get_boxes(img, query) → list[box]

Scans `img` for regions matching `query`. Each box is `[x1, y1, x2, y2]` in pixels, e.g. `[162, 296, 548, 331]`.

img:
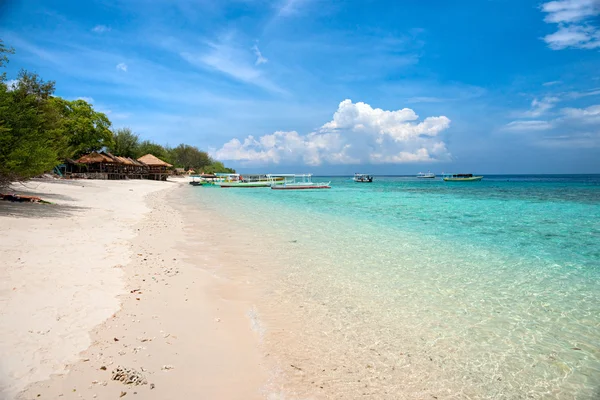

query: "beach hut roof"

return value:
[137, 154, 173, 167]
[76, 152, 118, 164]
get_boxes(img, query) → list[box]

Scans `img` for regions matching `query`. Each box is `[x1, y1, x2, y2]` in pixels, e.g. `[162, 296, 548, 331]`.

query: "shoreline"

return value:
[1, 179, 268, 400]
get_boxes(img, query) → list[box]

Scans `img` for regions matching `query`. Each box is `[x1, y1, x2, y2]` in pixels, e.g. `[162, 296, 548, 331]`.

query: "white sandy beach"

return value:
[0, 179, 267, 400]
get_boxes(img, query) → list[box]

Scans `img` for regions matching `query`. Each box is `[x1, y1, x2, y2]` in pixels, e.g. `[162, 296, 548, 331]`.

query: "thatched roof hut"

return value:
[137, 154, 172, 181]
[137, 154, 172, 167]
[76, 152, 118, 164]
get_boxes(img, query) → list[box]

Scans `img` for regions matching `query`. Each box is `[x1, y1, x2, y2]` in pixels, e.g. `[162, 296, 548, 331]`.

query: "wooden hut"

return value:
[137, 154, 172, 181]
[75, 152, 123, 179]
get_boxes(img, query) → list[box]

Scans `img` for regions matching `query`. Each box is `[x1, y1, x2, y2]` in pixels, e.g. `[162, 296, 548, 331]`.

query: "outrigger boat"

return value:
[189, 174, 217, 186]
[268, 174, 331, 190]
[353, 173, 373, 182]
[442, 173, 483, 182]
[417, 171, 436, 179]
[216, 174, 286, 188]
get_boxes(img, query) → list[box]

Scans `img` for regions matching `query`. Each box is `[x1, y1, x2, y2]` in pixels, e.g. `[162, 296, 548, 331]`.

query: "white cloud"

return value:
[116, 63, 128, 72]
[541, 0, 600, 49]
[521, 96, 560, 117]
[561, 104, 600, 123]
[4, 79, 18, 91]
[77, 96, 94, 104]
[181, 37, 283, 93]
[277, 0, 310, 17]
[252, 44, 268, 65]
[504, 120, 554, 131]
[543, 80, 562, 86]
[92, 25, 111, 33]
[213, 99, 452, 165]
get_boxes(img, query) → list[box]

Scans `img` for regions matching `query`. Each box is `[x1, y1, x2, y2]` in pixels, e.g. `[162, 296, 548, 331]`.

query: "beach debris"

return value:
[130, 289, 141, 294]
[161, 365, 174, 371]
[0, 193, 51, 204]
[111, 366, 147, 386]
[113, 338, 120, 342]
[100, 366, 107, 370]
[120, 391, 127, 397]
[150, 383, 155, 390]
[572, 347, 582, 350]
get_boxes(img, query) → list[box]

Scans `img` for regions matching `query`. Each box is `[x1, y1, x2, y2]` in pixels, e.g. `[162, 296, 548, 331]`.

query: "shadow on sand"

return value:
[0, 202, 88, 219]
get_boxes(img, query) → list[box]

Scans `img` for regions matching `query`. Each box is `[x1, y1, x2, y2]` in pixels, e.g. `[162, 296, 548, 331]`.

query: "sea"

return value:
[186, 175, 600, 399]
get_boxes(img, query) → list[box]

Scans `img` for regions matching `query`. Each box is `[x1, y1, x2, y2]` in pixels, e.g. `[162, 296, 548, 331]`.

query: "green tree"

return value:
[204, 161, 235, 174]
[137, 140, 171, 162]
[0, 69, 59, 187]
[170, 143, 212, 170]
[0, 39, 15, 82]
[109, 127, 140, 158]
[49, 98, 113, 159]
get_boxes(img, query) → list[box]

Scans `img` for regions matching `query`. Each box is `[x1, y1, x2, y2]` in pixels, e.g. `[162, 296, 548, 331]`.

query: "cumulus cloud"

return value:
[116, 63, 128, 72]
[541, 0, 600, 49]
[213, 99, 452, 165]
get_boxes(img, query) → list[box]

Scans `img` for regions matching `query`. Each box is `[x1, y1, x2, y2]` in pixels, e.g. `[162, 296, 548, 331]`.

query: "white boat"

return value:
[353, 173, 373, 182]
[417, 171, 436, 179]
[214, 174, 279, 188]
[268, 174, 331, 190]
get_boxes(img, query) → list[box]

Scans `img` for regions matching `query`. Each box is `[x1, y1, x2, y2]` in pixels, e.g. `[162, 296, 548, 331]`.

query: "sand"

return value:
[0, 179, 267, 400]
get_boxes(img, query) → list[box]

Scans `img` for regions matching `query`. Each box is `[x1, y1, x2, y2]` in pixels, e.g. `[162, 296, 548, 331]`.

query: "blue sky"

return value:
[1, 0, 600, 174]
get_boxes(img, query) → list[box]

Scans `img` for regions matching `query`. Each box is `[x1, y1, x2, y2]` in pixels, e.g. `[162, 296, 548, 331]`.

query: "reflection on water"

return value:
[190, 175, 600, 399]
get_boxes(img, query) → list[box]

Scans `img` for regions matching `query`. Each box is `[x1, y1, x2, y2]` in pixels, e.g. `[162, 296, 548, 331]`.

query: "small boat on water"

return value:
[353, 173, 373, 182]
[189, 174, 216, 186]
[442, 173, 483, 182]
[417, 171, 436, 179]
[215, 174, 280, 188]
[268, 174, 331, 190]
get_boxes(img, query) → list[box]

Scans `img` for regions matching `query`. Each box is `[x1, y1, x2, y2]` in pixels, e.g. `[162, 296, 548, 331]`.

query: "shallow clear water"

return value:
[191, 175, 600, 399]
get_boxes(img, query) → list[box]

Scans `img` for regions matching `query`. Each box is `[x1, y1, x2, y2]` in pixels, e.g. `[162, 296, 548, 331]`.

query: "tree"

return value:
[0, 39, 15, 82]
[109, 127, 140, 158]
[49, 97, 113, 159]
[204, 161, 235, 174]
[0, 69, 59, 187]
[170, 143, 212, 170]
[137, 140, 171, 162]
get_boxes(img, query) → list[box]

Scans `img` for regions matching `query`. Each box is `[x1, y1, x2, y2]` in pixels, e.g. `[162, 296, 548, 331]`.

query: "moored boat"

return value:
[353, 173, 373, 182]
[442, 173, 483, 182]
[268, 174, 331, 190]
[417, 171, 436, 179]
[215, 174, 278, 188]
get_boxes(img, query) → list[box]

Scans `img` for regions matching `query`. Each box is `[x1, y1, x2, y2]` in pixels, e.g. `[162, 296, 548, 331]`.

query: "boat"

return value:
[353, 173, 373, 182]
[268, 174, 331, 190]
[189, 174, 215, 186]
[214, 174, 276, 188]
[442, 173, 483, 182]
[417, 171, 436, 179]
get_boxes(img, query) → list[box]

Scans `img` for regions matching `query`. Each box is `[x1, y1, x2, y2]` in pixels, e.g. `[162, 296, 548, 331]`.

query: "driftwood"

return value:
[0, 193, 51, 204]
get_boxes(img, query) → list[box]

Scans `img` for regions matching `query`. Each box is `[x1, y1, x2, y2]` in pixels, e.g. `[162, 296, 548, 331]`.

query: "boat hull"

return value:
[217, 182, 272, 188]
[271, 185, 331, 190]
[443, 176, 483, 182]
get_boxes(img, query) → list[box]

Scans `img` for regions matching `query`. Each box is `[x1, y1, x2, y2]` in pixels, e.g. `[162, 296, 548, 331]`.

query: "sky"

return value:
[1, 0, 600, 174]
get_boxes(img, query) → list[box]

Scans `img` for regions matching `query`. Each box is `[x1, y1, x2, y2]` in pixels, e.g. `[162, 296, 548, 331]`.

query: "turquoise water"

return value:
[191, 175, 600, 399]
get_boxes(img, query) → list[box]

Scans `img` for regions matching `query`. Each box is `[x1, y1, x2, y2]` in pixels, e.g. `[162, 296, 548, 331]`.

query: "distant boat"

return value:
[442, 173, 483, 182]
[417, 171, 436, 179]
[353, 173, 373, 182]
[269, 174, 331, 190]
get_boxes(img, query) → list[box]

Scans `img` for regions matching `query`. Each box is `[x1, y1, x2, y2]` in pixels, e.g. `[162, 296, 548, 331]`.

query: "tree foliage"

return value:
[170, 143, 212, 170]
[109, 127, 140, 158]
[0, 70, 59, 187]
